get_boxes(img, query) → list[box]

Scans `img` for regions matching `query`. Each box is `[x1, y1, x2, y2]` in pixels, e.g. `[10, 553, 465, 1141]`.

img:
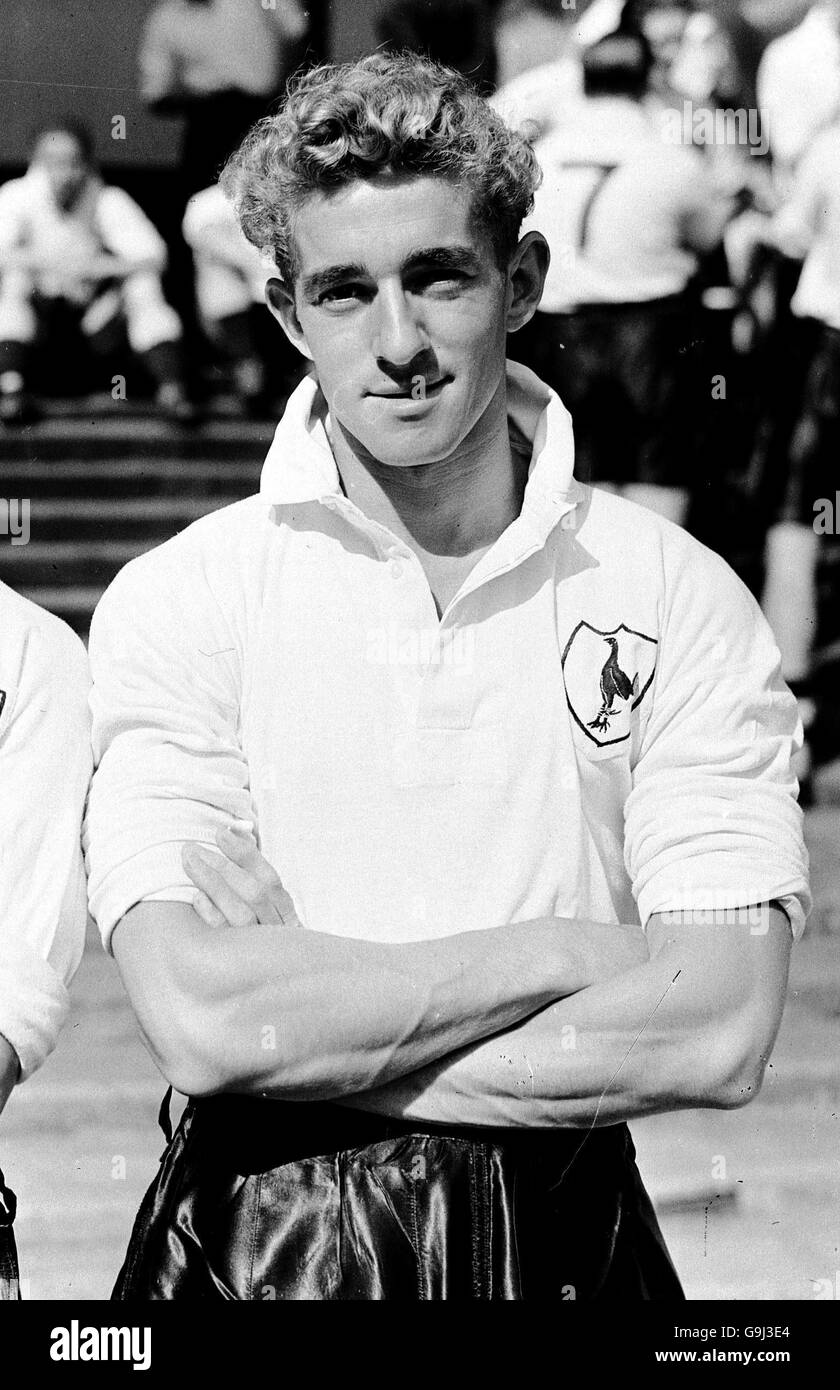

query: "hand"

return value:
[181, 826, 302, 930]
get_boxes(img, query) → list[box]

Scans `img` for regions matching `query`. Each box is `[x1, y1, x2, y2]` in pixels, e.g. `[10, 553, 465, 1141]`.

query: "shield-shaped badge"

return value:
[562, 622, 658, 747]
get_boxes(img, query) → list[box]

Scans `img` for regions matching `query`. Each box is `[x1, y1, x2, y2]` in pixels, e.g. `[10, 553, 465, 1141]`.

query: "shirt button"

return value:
[390, 559, 404, 580]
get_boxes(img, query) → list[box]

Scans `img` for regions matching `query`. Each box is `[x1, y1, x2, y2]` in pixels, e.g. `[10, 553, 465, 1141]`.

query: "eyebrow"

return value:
[301, 263, 367, 300]
[301, 245, 482, 300]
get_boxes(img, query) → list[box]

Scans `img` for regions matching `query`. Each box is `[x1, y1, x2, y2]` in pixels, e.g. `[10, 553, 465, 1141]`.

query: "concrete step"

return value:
[1, 458, 263, 497]
[0, 540, 153, 588]
[0, 415, 277, 461]
[0, 495, 245, 545]
[14, 584, 109, 632]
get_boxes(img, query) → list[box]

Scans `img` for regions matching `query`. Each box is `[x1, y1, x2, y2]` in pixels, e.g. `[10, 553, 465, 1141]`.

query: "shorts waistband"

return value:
[186, 1094, 632, 1172]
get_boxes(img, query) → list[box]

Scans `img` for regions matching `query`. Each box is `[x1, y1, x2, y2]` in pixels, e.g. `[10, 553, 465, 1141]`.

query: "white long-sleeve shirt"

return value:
[0, 169, 168, 300]
[85, 364, 809, 958]
[526, 98, 730, 309]
[757, 3, 840, 181]
[182, 184, 274, 303]
[0, 582, 91, 1082]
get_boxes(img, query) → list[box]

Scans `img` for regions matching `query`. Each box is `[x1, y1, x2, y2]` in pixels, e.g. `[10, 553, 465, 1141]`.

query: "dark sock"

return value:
[141, 339, 187, 390]
[214, 310, 256, 363]
[0, 340, 29, 388]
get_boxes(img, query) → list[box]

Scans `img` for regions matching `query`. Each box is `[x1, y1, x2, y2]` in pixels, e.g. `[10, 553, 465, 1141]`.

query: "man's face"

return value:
[641, 4, 690, 72]
[285, 175, 512, 468]
[33, 131, 90, 210]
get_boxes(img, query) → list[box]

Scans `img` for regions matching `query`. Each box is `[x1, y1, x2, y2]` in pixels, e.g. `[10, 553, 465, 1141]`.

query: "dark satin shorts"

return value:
[113, 1096, 685, 1301]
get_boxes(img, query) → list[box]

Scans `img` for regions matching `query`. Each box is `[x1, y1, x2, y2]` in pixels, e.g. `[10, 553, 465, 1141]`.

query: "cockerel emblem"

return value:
[562, 622, 657, 747]
[588, 636, 638, 733]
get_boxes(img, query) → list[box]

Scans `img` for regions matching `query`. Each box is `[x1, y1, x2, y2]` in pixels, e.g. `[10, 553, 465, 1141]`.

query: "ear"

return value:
[265, 277, 313, 360]
[505, 231, 550, 335]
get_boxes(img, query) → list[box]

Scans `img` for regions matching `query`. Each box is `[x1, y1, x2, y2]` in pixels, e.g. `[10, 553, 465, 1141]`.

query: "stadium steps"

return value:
[0, 407, 268, 633]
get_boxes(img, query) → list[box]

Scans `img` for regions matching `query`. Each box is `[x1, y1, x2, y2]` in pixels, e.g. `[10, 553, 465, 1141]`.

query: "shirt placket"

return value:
[321, 492, 578, 792]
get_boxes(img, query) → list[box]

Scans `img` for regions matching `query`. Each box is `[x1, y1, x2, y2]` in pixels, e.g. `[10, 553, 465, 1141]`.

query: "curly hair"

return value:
[220, 52, 541, 282]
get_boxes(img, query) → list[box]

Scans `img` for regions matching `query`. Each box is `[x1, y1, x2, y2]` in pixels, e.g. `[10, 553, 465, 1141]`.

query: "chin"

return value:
[364, 423, 463, 467]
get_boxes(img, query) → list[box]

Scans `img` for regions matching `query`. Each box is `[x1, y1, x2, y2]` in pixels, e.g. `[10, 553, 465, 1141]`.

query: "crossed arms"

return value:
[111, 831, 791, 1129]
[92, 533, 805, 1131]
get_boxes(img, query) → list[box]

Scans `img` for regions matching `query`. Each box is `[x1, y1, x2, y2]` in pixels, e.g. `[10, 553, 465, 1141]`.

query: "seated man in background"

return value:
[513, 29, 731, 524]
[85, 54, 808, 1302]
[0, 121, 191, 424]
[0, 580, 91, 1298]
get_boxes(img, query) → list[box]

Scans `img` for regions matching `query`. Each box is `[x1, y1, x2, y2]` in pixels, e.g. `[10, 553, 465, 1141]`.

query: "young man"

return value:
[85, 54, 809, 1301]
[0, 581, 91, 1298]
[0, 122, 190, 423]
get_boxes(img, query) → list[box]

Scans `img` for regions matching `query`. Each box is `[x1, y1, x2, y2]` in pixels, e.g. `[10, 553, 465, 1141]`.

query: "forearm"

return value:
[115, 904, 597, 1101]
[346, 954, 706, 1127]
[345, 912, 790, 1128]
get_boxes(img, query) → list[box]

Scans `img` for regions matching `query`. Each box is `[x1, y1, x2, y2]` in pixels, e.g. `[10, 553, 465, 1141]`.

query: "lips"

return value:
[368, 376, 450, 399]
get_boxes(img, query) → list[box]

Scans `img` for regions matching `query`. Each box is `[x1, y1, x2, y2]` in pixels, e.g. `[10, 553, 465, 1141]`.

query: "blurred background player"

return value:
[741, 0, 840, 785]
[622, 0, 694, 101]
[182, 182, 303, 415]
[140, 0, 310, 200]
[511, 28, 731, 524]
[489, 0, 623, 140]
[0, 122, 190, 425]
[756, 0, 840, 190]
[741, 114, 840, 786]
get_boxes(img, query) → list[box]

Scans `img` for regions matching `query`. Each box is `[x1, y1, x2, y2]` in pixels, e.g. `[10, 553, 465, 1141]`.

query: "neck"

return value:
[329, 377, 530, 558]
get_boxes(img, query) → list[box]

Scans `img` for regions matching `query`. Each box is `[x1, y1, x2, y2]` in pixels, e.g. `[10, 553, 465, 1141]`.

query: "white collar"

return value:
[259, 359, 582, 530]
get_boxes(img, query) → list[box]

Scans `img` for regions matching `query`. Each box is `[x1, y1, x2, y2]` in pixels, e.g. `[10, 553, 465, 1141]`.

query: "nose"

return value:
[371, 280, 428, 374]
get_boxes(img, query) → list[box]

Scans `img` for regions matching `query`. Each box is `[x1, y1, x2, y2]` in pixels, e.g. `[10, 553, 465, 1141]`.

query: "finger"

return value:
[185, 841, 267, 908]
[192, 888, 230, 931]
[272, 883, 302, 928]
[214, 827, 296, 925]
[216, 825, 283, 890]
[184, 844, 286, 926]
[181, 846, 258, 928]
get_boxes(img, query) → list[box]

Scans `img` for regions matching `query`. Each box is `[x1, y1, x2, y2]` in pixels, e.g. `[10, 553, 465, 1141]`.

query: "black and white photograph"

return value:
[0, 0, 837, 1358]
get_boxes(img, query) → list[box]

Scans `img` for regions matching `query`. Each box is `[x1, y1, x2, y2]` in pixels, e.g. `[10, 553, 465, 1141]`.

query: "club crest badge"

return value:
[562, 622, 658, 747]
